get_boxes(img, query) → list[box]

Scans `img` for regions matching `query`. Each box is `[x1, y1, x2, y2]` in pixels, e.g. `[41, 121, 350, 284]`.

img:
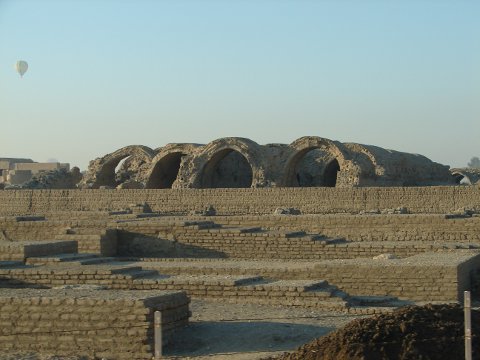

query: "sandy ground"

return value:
[164, 299, 365, 359]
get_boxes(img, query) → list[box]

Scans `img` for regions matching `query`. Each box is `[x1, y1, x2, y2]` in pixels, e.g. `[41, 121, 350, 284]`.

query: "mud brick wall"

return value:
[9, 213, 475, 246]
[0, 289, 189, 359]
[137, 259, 322, 280]
[58, 229, 118, 257]
[0, 242, 25, 261]
[116, 225, 447, 260]
[0, 219, 117, 256]
[0, 266, 141, 288]
[0, 241, 77, 261]
[314, 262, 457, 301]
[456, 254, 480, 300]
[201, 214, 480, 243]
[311, 252, 480, 302]
[0, 186, 479, 216]
[0, 218, 73, 241]
[131, 278, 347, 311]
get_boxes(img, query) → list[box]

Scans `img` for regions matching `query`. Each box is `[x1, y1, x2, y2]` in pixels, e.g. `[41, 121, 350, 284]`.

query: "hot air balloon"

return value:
[15, 60, 28, 78]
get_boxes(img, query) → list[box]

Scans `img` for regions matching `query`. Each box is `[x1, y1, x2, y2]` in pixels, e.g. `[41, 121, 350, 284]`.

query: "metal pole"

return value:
[465, 291, 472, 360]
[154, 310, 162, 360]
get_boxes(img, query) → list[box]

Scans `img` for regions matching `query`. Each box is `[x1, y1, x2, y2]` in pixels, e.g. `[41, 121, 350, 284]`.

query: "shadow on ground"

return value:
[164, 320, 333, 357]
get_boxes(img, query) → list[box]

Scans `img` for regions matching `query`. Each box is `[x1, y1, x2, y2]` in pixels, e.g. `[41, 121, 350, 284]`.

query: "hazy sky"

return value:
[1, 0, 479, 170]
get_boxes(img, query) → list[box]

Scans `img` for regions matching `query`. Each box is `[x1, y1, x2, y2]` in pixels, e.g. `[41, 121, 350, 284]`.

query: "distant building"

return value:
[0, 158, 70, 186]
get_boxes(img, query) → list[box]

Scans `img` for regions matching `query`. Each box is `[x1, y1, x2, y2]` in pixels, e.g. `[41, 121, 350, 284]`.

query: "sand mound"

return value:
[269, 304, 480, 360]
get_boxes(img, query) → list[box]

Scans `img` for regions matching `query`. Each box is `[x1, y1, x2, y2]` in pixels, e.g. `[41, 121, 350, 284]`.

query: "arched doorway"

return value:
[96, 155, 135, 187]
[323, 158, 340, 187]
[87, 145, 154, 188]
[201, 149, 253, 188]
[285, 148, 340, 187]
[146, 152, 184, 189]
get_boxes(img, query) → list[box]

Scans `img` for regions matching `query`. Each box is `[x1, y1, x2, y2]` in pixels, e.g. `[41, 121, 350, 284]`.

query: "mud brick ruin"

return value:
[1, 136, 480, 359]
[80, 136, 457, 189]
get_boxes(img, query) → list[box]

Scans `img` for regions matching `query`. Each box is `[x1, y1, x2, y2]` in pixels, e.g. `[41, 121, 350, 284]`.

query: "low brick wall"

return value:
[1, 251, 478, 303]
[0, 265, 141, 288]
[0, 289, 190, 359]
[2, 214, 479, 262]
[3, 213, 478, 245]
[0, 240, 77, 261]
[311, 252, 480, 302]
[194, 214, 480, 243]
[56, 229, 118, 257]
[0, 219, 117, 257]
[133, 251, 480, 303]
[115, 218, 479, 260]
[0, 218, 75, 242]
[117, 228, 452, 260]
[0, 186, 479, 216]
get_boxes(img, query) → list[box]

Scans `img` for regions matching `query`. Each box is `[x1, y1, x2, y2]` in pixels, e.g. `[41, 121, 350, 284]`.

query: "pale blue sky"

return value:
[1, 0, 478, 170]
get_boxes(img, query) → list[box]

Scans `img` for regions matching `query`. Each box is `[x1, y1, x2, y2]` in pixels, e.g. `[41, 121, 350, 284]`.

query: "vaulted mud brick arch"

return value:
[93, 145, 154, 188]
[201, 149, 253, 188]
[146, 152, 185, 189]
[79, 136, 455, 189]
[283, 137, 349, 188]
[286, 148, 340, 187]
[289, 149, 340, 187]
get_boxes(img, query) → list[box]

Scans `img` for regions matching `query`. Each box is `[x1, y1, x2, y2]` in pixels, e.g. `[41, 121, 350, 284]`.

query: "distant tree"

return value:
[468, 156, 480, 168]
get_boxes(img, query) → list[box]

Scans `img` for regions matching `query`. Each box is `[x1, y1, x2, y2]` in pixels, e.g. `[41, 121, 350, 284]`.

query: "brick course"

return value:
[0, 186, 479, 216]
[0, 289, 190, 359]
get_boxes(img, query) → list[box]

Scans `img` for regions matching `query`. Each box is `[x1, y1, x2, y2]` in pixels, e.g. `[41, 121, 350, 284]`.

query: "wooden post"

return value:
[465, 291, 472, 360]
[154, 310, 162, 360]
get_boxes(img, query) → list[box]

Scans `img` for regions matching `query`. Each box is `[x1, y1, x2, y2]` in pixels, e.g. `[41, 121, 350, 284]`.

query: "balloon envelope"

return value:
[15, 60, 28, 77]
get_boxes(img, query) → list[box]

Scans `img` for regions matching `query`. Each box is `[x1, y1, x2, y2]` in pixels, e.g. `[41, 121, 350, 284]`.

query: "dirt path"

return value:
[164, 299, 365, 359]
